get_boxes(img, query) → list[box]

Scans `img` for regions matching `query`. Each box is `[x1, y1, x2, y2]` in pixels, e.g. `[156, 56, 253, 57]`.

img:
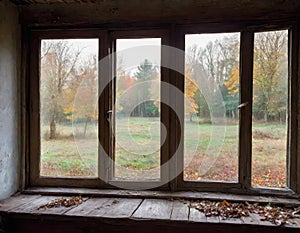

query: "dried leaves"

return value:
[38, 196, 84, 209]
[251, 204, 298, 225]
[190, 200, 250, 219]
[189, 200, 299, 225]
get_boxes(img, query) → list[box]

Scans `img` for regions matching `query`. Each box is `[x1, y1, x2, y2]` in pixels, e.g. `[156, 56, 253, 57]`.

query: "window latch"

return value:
[106, 110, 113, 123]
[238, 102, 249, 109]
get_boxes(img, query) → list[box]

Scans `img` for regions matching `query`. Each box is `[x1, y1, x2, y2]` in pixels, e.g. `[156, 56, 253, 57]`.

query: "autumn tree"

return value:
[253, 30, 288, 122]
[117, 75, 137, 116]
[41, 40, 82, 139]
[185, 63, 200, 121]
[64, 55, 98, 137]
[185, 34, 240, 121]
[224, 66, 239, 118]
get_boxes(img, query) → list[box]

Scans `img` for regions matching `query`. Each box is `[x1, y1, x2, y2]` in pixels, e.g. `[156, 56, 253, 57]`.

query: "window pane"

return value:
[184, 33, 240, 182]
[252, 30, 288, 188]
[40, 39, 98, 177]
[114, 38, 161, 180]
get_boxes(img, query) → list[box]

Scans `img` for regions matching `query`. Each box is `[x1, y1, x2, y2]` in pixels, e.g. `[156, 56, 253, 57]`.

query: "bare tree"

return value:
[41, 40, 82, 139]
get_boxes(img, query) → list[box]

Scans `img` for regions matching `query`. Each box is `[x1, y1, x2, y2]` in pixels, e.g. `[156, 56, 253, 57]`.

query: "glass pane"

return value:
[114, 38, 161, 180]
[40, 39, 98, 177]
[184, 33, 240, 182]
[252, 30, 288, 188]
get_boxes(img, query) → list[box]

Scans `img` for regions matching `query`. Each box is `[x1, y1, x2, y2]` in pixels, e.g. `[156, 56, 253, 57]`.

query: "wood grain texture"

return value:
[23, 187, 300, 204]
[0, 194, 40, 212]
[1, 195, 300, 233]
[20, 0, 300, 27]
[239, 31, 254, 190]
[170, 200, 189, 221]
[242, 214, 259, 225]
[64, 198, 108, 216]
[10, 0, 95, 4]
[101, 198, 142, 218]
[85, 198, 115, 217]
[219, 216, 243, 225]
[189, 207, 207, 223]
[9, 196, 56, 213]
[206, 215, 220, 224]
[132, 199, 173, 220]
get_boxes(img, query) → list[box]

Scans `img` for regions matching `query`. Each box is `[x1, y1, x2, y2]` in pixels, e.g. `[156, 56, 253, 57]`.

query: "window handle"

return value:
[106, 110, 113, 123]
[238, 102, 249, 109]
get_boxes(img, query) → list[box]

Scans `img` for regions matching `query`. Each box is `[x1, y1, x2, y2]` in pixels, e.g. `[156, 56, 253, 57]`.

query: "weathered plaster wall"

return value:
[0, 0, 20, 200]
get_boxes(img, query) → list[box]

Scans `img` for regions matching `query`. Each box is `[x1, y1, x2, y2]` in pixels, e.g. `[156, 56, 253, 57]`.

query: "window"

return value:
[252, 30, 289, 188]
[184, 33, 240, 183]
[40, 38, 99, 178]
[114, 38, 161, 181]
[28, 24, 300, 196]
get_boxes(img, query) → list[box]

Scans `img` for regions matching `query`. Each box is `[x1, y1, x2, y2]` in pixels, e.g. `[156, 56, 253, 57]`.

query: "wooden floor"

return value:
[1, 194, 300, 233]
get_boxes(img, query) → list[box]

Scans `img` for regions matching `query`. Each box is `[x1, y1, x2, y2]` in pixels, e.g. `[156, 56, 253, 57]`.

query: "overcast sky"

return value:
[41, 32, 240, 71]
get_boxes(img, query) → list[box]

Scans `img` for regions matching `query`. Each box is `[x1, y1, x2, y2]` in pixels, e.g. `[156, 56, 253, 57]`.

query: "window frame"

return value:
[26, 22, 300, 197]
[104, 29, 171, 190]
[175, 23, 299, 195]
[29, 29, 106, 188]
[175, 24, 244, 192]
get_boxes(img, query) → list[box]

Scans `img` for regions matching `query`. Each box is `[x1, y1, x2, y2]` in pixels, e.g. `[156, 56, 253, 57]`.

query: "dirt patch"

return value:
[253, 130, 279, 140]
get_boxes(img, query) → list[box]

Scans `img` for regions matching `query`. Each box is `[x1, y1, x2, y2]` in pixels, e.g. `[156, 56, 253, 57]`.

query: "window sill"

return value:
[22, 187, 300, 206]
[1, 191, 300, 233]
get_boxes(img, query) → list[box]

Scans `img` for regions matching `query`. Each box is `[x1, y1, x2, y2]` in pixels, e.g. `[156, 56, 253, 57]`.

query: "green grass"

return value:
[40, 117, 287, 187]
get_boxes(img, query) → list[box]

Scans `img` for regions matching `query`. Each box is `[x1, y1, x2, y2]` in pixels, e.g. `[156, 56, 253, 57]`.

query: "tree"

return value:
[253, 30, 288, 122]
[117, 75, 137, 116]
[41, 40, 82, 139]
[64, 55, 98, 137]
[224, 66, 239, 118]
[185, 34, 240, 121]
[132, 59, 159, 117]
[185, 63, 199, 121]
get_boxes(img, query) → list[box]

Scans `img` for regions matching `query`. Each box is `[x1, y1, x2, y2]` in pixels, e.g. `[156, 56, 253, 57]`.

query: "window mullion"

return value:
[239, 31, 254, 190]
[289, 25, 299, 192]
[99, 31, 111, 184]
[172, 30, 185, 190]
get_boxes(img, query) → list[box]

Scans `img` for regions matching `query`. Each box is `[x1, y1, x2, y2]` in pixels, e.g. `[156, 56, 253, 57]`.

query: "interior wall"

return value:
[0, 0, 21, 200]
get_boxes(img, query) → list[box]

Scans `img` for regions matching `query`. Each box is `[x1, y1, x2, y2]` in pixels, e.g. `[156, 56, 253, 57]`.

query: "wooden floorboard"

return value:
[85, 198, 115, 217]
[170, 200, 189, 221]
[64, 197, 108, 216]
[189, 207, 207, 222]
[219, 216, 244, 225]
[0, 194, 40, 212]
[132, 199, 173, 220]
[206, 215, 220, 223]
[101, 198, 143, 218]
[8, 196, 56, 214]
[242, 213, 259, 225]
[35, 197, 88, 215]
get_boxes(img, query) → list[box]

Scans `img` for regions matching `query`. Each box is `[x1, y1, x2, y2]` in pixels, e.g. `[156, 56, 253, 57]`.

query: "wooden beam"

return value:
[20, 0, 300, 27]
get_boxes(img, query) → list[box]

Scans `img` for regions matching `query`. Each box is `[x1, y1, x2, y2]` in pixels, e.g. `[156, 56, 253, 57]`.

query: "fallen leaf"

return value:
[38, 196, 84, 209]
[190, 200, 296, 225]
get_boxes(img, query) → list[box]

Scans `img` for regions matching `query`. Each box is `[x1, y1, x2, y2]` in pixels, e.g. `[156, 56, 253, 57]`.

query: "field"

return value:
[41, 117, 287, 188]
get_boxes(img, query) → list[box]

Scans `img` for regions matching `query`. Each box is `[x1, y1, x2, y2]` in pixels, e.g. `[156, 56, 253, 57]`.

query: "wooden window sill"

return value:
[1, 192, 300, 233]
[22, 187, 300, 206]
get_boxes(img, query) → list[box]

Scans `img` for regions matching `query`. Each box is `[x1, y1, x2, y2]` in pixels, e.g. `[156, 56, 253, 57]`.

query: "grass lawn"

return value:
[40, 117, 287, 188]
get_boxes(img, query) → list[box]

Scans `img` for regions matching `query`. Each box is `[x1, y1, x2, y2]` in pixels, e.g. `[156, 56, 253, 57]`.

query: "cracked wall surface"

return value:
[0, 0, 20, 200]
